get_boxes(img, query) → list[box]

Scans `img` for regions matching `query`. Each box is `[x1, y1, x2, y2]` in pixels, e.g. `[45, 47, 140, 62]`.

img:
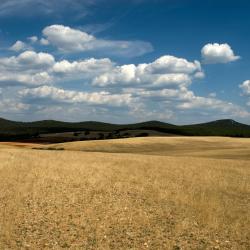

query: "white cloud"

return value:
[53, 58, 114, 75]
[146, 56, 201, 74]
[0, 72, 52, 86]
[0, 46, 248, 122]
[51, 58, 116, 85]
[40, 38, 50, 45]
[194, 71, 205, 79]
[201, 43, 240, 64]
[19, 85, 133, 107]
[43, 25, 94, 51]
[178, 96, 250, 118]
[127, 87, 250, 119]
[153, 74, 191, 87]
[0, 51, 55, 70]
[239, 80, 250, 107]
[0, 98, 29, 113]
[9, 40, 30, 52]
[0, 49, 160, 88]
[42, 24, 153, 57]
[28, 36, 38, 43]
[16, 51, 55, 68]
[0, 51, 55, 86]
[92, 55, 202, 88]
[239, 80, 250, 96]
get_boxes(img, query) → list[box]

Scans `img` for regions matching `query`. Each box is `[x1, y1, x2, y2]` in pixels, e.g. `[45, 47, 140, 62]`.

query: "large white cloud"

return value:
[146, 56, 201, 74]
[18, 82, 250, 121]
[42, 24, 153, 57]
[0, 51, 55, 86]
[53, 58, 114, 76]
[0, 46, 248, 122]
[92, 55, 202, 88]
[0, 50, 116, 86]
[1, 51, 202, 89]
[43, 25, 94, 51]
[0, 51, 55, 70]
[17, 51, 55, 68]
[201, 43, 240, 64]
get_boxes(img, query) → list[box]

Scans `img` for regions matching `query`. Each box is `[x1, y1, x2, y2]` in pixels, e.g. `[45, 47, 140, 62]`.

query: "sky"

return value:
[0, 0, 250, 124]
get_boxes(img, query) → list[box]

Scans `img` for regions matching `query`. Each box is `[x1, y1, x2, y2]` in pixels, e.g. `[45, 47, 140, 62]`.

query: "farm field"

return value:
[0, 137, 249, 249]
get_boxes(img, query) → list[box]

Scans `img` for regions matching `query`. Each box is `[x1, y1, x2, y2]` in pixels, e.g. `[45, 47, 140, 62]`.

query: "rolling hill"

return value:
[0, 117, 250, 142]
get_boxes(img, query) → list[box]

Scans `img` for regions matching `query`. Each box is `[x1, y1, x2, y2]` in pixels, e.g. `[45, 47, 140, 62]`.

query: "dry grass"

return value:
[40, 136, 250, 160]
[0, 137, 249, 249]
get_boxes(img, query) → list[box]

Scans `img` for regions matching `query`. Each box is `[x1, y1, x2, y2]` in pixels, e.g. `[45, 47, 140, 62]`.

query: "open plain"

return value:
[0, 137, 249, 249]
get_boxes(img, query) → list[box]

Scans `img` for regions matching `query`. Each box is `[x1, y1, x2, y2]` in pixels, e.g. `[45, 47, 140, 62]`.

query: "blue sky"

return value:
[0, 0, 250, 124]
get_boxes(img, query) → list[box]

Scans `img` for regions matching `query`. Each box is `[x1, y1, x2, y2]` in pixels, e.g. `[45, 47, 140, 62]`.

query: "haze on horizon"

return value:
[0, 0, 250, 125]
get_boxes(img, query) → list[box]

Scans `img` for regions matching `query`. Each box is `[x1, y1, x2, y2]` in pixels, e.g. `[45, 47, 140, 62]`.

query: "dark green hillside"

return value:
[180, 119, 250, 137]
[0, 117, 250, 142]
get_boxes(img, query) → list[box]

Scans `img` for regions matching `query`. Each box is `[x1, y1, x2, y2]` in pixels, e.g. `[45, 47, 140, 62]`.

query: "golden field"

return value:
[0, 137, 249, 249]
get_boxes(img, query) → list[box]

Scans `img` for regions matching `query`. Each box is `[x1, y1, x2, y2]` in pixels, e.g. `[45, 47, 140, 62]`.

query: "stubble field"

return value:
[0, 137, 249, 249]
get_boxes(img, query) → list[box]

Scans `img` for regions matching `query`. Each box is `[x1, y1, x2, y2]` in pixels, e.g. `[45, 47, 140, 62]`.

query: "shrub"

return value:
[135, 133, 149, 137]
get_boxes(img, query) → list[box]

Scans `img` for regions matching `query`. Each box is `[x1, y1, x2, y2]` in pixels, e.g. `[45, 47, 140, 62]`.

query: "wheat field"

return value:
[0, 137, 249, 249]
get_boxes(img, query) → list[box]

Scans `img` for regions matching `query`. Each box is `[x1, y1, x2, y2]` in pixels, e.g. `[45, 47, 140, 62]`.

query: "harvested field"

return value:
[0, 137, 249, 249]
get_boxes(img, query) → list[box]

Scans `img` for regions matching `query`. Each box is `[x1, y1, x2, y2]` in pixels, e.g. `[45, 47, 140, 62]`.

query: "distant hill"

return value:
[180, 119, 250, 136]
[0, 118, 250, 142]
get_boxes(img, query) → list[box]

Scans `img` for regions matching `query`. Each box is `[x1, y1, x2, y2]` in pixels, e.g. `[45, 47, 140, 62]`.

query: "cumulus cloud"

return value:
[0, 72, 52, 86]
[0, 50, 113, 86]
[9, 40, 31, 52]
[43, 25, 94, 51]
[42, 24, 153, 57]
[2, 51, 202, 89]
[176, 93, 246, 116]
[0, 51, 55, 75]
[239, 80, 250, 107]
[0, 47, 248, 122]
[15, 51, 55, 68]
[92, 55, 202, 88]
[53, 58, 114, 75]
[0, 51, 55, 86]
[239, 80, 250, 96]
[19, 85, 133, 107]
[0, 98, 29, 113]
[201, 43, 240, 64]
[126, 87, 250, 119]
[180, 99, 249, 118]
[146, 56, 202, 74]
[51, 58, 116, 85]
[0, 51, 55, 69]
